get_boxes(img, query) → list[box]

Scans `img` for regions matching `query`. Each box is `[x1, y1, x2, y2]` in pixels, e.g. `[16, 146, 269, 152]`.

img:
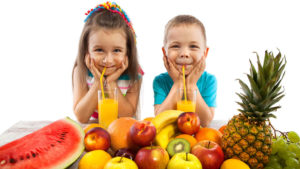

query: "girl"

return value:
[72, 2, 143, 123]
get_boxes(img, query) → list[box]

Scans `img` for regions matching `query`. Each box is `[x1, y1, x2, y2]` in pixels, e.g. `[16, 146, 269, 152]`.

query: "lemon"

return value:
[220, 159, 250, 169]
[79, 150, 111, 169]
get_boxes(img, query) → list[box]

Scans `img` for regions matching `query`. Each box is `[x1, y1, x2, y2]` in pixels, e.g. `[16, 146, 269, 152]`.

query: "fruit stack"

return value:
[80, 108, 251, 169]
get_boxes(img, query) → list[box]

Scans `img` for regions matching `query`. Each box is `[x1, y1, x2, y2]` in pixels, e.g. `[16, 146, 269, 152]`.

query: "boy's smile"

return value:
[164, 24, 207, 75]
[88, 28, 127, 75]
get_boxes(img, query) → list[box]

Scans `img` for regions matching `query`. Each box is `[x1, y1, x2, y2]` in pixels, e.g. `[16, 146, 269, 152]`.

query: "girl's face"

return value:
[88, 28, 127, 75]
[164, 24, 207, 75]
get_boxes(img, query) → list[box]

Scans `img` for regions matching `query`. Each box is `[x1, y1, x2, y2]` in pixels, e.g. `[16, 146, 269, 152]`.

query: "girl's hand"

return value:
[186, 56, 206, 86]
[106, 56, 128, 85]
[85, 54, 102, 82]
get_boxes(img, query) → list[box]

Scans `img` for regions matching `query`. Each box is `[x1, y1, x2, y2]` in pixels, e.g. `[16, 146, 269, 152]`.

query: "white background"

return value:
[0, 0, 300, 135]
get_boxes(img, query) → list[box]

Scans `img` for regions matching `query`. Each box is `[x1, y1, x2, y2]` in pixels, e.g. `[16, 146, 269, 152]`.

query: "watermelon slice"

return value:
[0, 117, 84, 169]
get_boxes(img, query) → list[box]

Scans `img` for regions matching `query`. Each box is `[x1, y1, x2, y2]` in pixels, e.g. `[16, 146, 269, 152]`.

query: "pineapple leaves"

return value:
[236, 50, 286, 121]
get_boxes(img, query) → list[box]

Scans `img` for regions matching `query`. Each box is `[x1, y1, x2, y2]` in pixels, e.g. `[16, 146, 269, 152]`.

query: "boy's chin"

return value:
[176, 65, 192, 74]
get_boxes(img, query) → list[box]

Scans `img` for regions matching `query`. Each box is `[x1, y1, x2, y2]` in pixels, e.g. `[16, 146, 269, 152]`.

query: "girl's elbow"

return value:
[73, 108, 88, 123]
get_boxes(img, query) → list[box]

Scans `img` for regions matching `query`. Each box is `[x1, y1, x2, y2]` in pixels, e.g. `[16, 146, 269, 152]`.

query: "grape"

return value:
[288, 131, 300, 143]
[269, 155, 280, 163]
[266, 161, 283, 169]
[272, 140, 280, 154]
[264, 167, 273, 169]
[283, 166, 296, 169]
[288, 143, 300, 154]
[285, 158, 299, 167]
[278, 149, 289, 160]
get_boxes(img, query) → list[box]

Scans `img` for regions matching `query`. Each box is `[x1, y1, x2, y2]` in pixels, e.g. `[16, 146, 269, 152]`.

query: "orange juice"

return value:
[98, 98, 118, 129]
[177, 100, 196, 112]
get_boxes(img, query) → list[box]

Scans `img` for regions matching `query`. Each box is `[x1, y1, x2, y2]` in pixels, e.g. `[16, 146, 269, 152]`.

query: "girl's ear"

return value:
[204, 47, 209, 58]
[162, 47, 167, 57]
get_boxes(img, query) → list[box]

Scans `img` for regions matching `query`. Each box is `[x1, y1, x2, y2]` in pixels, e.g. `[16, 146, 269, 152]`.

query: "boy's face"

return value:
[164, 24, 207, 75]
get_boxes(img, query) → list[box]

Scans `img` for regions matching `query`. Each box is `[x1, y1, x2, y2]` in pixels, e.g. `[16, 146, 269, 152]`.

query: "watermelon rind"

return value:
[61, 117, 85, 169]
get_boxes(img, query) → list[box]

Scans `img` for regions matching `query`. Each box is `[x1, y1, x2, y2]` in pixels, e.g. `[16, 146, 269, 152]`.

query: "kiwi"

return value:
[166, 138, 190, 156]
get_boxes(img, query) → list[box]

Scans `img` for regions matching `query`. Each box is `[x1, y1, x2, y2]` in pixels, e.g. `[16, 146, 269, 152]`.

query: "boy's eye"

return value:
[190, 45, 199, 48]
[170, 45, 179, 48]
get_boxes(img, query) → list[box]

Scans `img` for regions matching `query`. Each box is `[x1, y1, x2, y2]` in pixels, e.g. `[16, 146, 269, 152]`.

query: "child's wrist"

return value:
[107, 81, 117, 89]
[187, 83, 197, 90]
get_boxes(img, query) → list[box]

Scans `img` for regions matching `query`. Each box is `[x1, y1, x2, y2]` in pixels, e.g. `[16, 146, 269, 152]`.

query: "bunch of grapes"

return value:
[265, 131, 300, 169]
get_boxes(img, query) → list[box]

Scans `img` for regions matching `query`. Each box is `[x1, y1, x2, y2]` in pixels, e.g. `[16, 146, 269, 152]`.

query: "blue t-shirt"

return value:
[153, 71, 217, 107]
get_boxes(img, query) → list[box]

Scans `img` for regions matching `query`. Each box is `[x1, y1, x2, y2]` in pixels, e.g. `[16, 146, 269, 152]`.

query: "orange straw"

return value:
[100, 67, 106, 100]
[182, 66, 187, 101]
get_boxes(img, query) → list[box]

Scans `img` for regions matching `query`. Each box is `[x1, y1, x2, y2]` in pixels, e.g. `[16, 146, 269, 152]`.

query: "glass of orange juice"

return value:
[98, 88, 118, 129]
[177, 88, 196, 112]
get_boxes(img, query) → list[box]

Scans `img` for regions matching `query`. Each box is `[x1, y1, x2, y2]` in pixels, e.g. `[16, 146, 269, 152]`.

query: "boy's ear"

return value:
[204, 47, 209, 58]
[162, 47, 167, 57]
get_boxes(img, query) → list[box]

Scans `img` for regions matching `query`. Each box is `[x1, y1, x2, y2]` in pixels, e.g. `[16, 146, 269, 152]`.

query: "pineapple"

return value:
[221, 50, 286, 169]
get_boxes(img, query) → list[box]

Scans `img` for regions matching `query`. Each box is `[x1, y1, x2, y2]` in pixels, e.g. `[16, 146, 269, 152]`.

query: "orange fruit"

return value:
[143, 117, 154, 122]
[175, 134, 198, 148]
[195, 127, 223, 146]
[84, 123, 103, 134]
[78, 150, 111, 169]
[218, 125, 227, 135]
[107, 117, 137, 151]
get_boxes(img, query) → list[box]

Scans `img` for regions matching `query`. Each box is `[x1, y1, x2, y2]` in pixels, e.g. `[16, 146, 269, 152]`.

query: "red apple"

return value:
[84, 127, 110, 151]
[134, 146, 169, 169]
[177, 112, 200, 135]
[114, 148, 136, 160]
[191, 140, 224, 169]
[130, 121, 156, 147]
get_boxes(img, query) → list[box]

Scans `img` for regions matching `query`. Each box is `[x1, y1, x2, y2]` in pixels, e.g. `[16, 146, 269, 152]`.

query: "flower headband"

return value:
[84, 1, 136, 39]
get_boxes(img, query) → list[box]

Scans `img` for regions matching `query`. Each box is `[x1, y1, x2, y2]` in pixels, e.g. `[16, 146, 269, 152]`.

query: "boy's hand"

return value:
[186, 56, 206, 87]
[85, 54, 101, 82]
[163, 55, 182, 85]
[106, 56, 128, 85]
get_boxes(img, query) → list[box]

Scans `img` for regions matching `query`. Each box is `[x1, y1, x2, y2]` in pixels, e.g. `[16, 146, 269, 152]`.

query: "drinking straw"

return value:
[100, 67, 106, 100]
[182, 66, 187, 101]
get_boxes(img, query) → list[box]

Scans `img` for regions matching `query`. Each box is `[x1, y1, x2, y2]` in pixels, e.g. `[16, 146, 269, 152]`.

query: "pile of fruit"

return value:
[80, 110, 248, 169]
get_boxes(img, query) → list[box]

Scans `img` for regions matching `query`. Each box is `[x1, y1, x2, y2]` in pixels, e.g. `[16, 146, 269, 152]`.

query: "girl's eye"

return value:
[113, 49, 121, 52]
[95, 48, 103, 52]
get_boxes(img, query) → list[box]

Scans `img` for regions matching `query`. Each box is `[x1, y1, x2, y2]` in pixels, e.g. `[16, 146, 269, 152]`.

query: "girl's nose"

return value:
[103, 53, 113, 64]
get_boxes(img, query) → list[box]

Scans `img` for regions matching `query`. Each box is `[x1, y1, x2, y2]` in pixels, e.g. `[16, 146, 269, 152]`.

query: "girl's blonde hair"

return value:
[72, 9, 139, 87]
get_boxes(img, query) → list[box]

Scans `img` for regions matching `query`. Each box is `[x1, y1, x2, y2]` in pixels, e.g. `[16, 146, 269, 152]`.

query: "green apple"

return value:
[167, 152, 202, 169]
[104, 157, 138, 169]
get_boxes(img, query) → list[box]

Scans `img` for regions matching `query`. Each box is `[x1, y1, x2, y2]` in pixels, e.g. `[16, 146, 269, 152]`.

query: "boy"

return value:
[153, 15, 217, 127]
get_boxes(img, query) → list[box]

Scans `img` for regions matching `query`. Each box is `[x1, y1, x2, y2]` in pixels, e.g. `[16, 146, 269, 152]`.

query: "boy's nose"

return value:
[180, 48, 190, 58]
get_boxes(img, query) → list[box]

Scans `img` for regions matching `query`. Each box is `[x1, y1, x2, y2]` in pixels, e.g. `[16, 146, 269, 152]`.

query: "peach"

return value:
[177, 112, 200, 135]
[84, 127, 110, 151]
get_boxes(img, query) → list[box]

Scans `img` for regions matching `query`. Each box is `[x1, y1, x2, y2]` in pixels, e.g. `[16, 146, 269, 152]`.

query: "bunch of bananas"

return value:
[151, 110, 183, 149]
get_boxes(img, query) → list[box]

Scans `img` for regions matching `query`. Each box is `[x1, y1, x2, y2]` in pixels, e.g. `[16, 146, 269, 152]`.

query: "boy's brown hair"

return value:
[164, 15, 207, 46]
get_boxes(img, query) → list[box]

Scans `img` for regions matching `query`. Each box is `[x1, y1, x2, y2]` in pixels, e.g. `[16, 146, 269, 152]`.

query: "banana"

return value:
[152, 110, 183, 133]
[154, 123, 179, 149]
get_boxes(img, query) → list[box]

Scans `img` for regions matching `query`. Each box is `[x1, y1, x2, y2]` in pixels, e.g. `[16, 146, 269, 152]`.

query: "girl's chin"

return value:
[103, 67, 117, 75]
